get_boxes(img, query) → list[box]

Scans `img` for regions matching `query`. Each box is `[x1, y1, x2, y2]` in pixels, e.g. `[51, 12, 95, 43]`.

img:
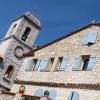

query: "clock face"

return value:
[14, 46, 24, 58]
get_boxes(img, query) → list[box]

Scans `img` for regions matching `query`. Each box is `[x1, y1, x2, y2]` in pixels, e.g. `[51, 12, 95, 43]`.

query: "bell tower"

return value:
[5, 12, 41, 47]
[0, 12, 41, 90]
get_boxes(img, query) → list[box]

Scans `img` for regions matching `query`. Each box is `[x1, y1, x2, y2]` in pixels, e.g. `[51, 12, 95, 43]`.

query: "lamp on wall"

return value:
[44, 90, 49, 97]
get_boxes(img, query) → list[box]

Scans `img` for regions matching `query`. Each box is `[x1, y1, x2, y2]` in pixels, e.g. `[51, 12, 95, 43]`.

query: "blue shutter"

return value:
[68, 91, 79, 100]
[83, 33, 89, 45]
[88, 31, 97, 44]
[72, 56, 80, 71]
[87, 54, 96, 70]
[39, 59, 49, 71]
[49, 90, 57, 100]
[28, 59, 34, 71]
[34, 89, 43, 96]
[23, 58, 33, 71]
[59, 57, 68, 71]
[68, 91, 73, 100]
[72, 92, 79, 100]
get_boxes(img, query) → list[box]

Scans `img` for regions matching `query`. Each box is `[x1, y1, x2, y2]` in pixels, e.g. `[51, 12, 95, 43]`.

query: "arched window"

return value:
[49, 90, 57, 100]
[4, 65, 14, 79]
[21, 27, 31, 42]
[0, 57, 4, 70]
[68, 91, 79, 100]
[34, 89, 43, 97]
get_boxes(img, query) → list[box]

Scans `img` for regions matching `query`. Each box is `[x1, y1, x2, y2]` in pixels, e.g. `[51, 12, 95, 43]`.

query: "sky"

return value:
[0, 0, 100, 46]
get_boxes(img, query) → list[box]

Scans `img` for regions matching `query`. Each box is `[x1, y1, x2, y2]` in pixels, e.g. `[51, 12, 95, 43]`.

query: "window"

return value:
[72, 54, 96, 71]
[33, 58, 49, 71]
[50, 58, 54, 68]
[34, 60, 41, 71]
[83, 30, 97, 45]
[23, 58, 33, 71]
[34, 89, 43, 96]
[0, 58, 4, 70]
[82, 55, 90, 70]
[4, 65, 14, 79]
[82, 54, 96, 71]
[57, 57, 68, 71]
[32, 59, 38, 70]
[68, 91, 79, 100]
[49, 90, 57, 100]
[21, 27, 31, 42]
[58, 57, 63, 69]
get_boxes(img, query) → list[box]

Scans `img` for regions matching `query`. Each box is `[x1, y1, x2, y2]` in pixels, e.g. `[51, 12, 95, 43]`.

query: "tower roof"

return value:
[12, 12, 41, 29]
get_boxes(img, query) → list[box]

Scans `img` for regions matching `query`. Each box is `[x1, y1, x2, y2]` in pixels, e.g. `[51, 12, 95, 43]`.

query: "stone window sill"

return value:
[72, 70, 92, 71]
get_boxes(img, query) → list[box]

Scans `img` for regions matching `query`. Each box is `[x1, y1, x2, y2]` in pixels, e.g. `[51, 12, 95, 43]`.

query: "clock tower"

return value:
[0, 12, 41, 90]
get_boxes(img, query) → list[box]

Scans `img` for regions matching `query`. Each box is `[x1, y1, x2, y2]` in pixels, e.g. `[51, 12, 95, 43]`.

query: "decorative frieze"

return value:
[14, 79, 100, 90]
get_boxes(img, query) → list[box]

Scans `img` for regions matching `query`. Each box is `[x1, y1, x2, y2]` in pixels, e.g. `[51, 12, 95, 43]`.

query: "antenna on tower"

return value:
[30, 7, 38, 17]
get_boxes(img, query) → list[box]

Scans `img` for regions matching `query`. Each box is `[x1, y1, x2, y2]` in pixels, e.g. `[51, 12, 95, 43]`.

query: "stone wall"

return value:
[11, 25, 100, 100]
[17, 25, 100, 84]
[11, 84, 100, 100]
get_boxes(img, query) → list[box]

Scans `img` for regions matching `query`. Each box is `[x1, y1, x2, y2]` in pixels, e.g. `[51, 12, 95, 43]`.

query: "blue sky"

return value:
[0, 0, 100, 45]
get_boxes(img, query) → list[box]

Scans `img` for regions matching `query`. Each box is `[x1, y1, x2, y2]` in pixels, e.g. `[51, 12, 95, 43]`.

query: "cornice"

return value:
[14, 80, 100, 90]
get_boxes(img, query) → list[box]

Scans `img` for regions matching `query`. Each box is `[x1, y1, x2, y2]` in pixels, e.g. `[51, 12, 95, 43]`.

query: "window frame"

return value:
[0, 57, 4, 71]
[21, 27, 31, 42]
[81, 55, 90, 71]
[4, 65, 14, 79]
[57, 57, 68, 71]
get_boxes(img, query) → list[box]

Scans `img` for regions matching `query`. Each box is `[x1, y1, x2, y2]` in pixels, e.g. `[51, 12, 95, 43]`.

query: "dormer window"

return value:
[21, 27, 31, 42]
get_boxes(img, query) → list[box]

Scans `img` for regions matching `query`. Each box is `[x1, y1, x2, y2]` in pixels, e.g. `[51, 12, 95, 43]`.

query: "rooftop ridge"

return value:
[23, 21, 100, 57]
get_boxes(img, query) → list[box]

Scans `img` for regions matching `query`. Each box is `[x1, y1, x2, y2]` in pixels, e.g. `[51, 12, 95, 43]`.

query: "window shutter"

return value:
[28, 59, 34, 71]
[72, 56, 80, 71]
[49, 90, 57, 100]
[83, 33, 88, 45]
[88, 31, 97, 44]
[23, 58, 33, 71]
[34, 89, 43, 96]
[68, 91, 73, 100]
[60, 57, 68, 71]
[39, 59, 49, 71]
[72, 92, 79, 100]
[87, 54, 96, 70]
[68, 91, 79, 100]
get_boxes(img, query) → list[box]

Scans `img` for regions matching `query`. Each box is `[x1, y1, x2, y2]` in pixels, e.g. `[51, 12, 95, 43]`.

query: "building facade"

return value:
[10, 22, 100, 100]
[0, 12, 41, 90]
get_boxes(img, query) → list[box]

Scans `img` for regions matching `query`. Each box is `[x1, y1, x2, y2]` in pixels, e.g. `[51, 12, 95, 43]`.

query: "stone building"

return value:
[0, 13, 100, 100]
[0, 12, 41, 90]
[9, 21, 100, 100]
